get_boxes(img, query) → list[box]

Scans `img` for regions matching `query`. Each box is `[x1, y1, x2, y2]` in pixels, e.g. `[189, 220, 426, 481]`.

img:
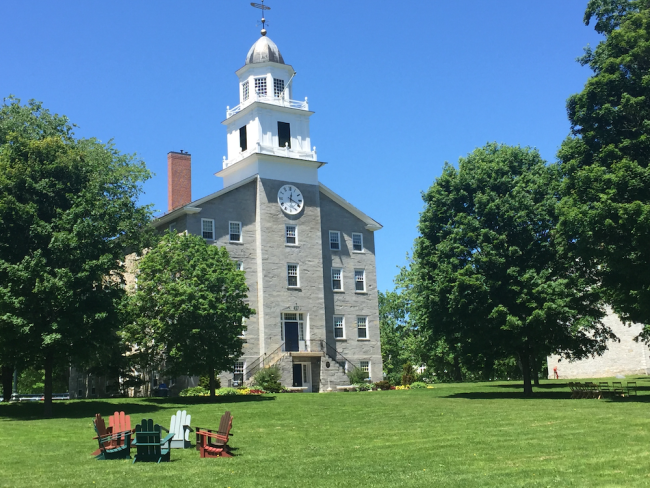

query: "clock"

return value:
[278, 184, 304, 215]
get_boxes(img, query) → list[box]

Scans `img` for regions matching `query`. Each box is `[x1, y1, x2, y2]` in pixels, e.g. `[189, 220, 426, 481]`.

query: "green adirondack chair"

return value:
[132, 419, 174, 463]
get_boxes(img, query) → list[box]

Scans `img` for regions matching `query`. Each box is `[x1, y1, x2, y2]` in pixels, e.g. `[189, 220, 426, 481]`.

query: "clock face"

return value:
[278, 185, 304, 215]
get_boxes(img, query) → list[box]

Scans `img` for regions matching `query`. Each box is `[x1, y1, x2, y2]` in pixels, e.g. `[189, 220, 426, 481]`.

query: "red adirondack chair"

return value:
[195, 411, 234, 458]
[108, 411, 132, 447]
[92, 414, 116, 456]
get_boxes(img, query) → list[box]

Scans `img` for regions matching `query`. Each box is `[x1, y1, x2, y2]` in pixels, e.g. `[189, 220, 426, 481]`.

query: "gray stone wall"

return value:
[319, 192, 383, 383]
[547, 308, 650, 379]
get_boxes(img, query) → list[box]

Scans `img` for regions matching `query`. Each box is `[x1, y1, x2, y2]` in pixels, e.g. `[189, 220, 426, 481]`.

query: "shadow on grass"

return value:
[487, 382, 650, 392]
[0, 395, 275, 421]
[445, 391, 650, 402]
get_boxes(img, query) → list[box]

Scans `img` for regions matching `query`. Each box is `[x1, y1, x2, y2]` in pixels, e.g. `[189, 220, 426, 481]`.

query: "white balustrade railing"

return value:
[226, 95, 309, 118]
[223, 142, 318, 169]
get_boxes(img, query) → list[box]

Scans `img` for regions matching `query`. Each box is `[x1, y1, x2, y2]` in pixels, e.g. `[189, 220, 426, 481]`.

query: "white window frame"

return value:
[236, 261, 244, 271]
[242, 80, 249, 101]
[352, 233, 364, 252]
[169, 222, 177, 232]
[285, 224, 298, 245]
[357, 316, 368, 339]
[331, 268, 343, 291]
[201, 219, 215, 240]
[287, 263, 299, 288]
[254, 76, 267, 96]
[359, 360, 370, 379]
[354, 269, 366, 292]
[233, 361, 245, 386]
[333, 316, 345, 339]
[229, 221, 242, 243]
[329, 230, 341, 251]
[273, 78, 285, 98]
[239, 317, 247, 338]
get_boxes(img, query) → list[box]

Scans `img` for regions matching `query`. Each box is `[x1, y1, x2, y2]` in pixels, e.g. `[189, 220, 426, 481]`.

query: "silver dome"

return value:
[245, 36, 285, 65]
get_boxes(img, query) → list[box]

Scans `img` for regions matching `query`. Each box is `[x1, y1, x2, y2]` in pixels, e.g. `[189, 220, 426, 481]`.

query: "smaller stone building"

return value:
[547, 309, 650, 379]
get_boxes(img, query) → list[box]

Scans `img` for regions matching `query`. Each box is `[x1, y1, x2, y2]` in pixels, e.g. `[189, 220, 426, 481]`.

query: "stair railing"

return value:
[245, 342, 285, 381]
[320, 340, 357, 372]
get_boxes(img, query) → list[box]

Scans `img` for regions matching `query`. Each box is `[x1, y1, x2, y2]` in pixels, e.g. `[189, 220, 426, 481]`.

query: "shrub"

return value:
[199, 375, 220, 390]
[401, 362, 416, 386]
[410, 381, 427, 389]
[179, 386, 209, 397]
[355, 383, 373, 391]
[215, 387, 238, 396]
[374, 380, 391, 390]
[347, 367, 368, 385]
[253, 366, 283, 393]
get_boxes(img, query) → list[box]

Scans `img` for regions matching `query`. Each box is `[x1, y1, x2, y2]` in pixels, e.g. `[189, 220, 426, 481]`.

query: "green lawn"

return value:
[2, 378, 650, 487]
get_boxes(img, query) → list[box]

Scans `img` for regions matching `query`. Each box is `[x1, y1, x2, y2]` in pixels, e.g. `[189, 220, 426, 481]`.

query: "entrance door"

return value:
[292, 363, 312, 391]
[285, 322, 299, 352]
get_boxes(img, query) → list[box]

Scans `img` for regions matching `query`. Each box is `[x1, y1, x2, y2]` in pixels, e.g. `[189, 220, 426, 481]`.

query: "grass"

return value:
[2, 378, 650, 487]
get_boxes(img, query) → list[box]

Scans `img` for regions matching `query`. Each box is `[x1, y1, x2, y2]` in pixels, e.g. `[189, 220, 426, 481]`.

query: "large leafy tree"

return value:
[412, 143, 611, 395]
[558, 0, 650, 331]
[125, 232, 254, 399]
[0, 97, 152, 416]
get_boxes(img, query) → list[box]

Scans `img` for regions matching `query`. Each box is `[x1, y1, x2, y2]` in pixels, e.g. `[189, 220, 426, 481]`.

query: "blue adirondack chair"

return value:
[132, 419, 174, 463]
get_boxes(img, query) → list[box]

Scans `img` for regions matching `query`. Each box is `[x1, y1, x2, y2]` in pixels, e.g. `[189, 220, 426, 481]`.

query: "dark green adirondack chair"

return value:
[132, 419, 174, 463]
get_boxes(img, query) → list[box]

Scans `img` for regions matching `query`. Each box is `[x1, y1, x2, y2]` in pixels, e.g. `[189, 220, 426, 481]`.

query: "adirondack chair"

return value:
[94, 430, 132, 460]
[626, 381, 637, 396]
[195, 411, 234, 458]
[132, 419, 175, 463]
[108, 411, 132, 447]
[91, 414, 114, 456]
[169, 410, 193, 449]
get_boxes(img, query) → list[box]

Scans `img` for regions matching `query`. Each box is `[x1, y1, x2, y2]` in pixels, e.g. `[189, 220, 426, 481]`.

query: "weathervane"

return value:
[250, 1, 271, 36]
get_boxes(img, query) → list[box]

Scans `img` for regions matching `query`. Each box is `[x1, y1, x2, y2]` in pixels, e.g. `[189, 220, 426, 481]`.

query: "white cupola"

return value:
[217, 32, 323, 188]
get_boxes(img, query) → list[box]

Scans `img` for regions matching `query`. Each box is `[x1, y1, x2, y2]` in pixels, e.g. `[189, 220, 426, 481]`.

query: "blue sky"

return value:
[1, 1, 603, 292]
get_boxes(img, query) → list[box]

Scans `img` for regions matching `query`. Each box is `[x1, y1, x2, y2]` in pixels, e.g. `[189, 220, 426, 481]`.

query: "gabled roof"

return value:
[319, 183, 382, 232]
[152, 175, 258, 227]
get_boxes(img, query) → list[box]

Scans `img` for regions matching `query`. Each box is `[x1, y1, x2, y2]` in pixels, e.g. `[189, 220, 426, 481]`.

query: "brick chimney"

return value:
[167, 151, 191, 212]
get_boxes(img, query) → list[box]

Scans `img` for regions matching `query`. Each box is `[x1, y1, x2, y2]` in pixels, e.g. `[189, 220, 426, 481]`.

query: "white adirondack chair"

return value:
[169, 410, 193, 449]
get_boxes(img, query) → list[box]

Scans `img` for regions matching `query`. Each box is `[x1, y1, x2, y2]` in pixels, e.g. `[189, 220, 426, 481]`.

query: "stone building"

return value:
[547, 309, 650, 379]
[152, 32, 383, 392]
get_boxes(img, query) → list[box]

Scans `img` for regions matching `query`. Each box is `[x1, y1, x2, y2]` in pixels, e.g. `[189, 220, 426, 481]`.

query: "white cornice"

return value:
[215, 153, 326, 179]
[319, 183, 383, 232]
[222, 101, 314, 126]
[235, 61, 294, 77]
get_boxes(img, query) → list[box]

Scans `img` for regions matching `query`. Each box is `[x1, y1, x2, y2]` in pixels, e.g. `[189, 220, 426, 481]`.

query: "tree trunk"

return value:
[482, 358, 494, 381]
[1, 366, 13, 402]
[531, 355, 540, 386]
[209, 368, 216, 401]
[43, 353, 53, 418]
[453, 354, 463, 382]
[519, 353, 533, 396]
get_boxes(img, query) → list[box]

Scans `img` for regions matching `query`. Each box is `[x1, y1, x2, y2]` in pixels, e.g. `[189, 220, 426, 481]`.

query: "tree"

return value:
[412, 143, 611, 395]
[126, 232, 254, 399]
[0, 97, 152, 416]
[558, 0, 650, 331]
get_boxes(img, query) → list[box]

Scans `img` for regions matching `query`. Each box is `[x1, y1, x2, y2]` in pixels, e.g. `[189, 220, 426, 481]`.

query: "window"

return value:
[357, 316, 368, 339]
[355, 269, 366, 292]
[334, 316, 345, 339]
[329, 231, 340, 250]
[236, 261, 244, 271]
[254, 76, 267, 96]
[287, 263, 299, 287]
[234, 361, 244, 386]
[242, 80, 249, 101]
[274, 78, 285, 98]
[229, 221, 242, 242]
[332, 268, 342, 291]
[278, 121, 291, 148]
[201, 219, 214, 240]
[352, 233, 364, 252]
[239, 125, 247, 152]
[169, 222, 176, 232]
[285, 225, 297, 245]
[360, 361, 370, 379]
